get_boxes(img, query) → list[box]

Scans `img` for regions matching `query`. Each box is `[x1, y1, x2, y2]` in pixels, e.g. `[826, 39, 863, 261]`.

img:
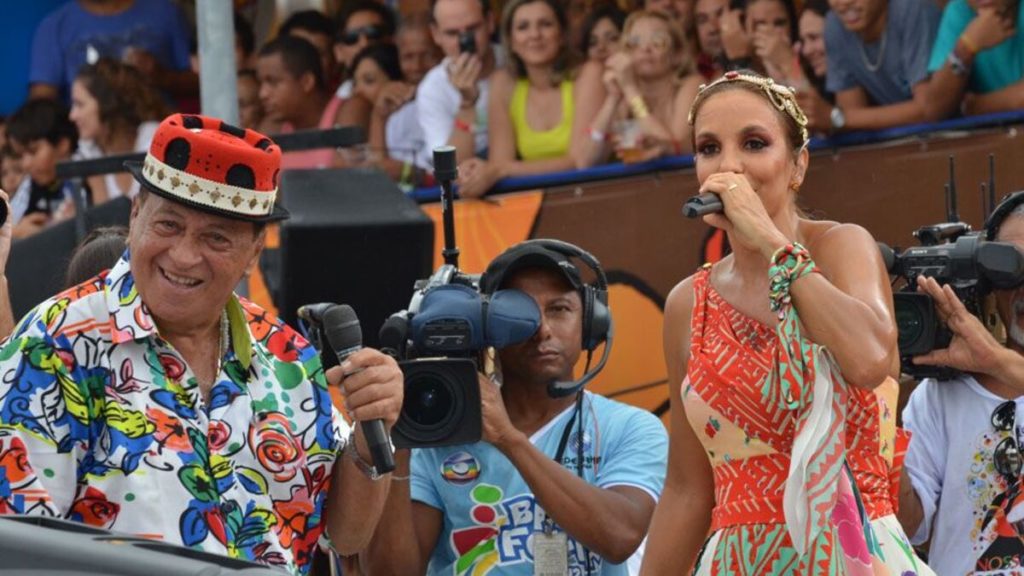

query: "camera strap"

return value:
[553, 393, 586, 472]
[546, 393, 593, 576]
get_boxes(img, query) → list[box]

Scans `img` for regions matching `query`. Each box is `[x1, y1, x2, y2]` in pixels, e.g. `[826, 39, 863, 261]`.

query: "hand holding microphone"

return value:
[324, 305, 402, 475]
[684, 173, 792, 257]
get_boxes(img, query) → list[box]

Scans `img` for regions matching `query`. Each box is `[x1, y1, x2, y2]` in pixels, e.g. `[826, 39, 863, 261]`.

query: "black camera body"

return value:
[458, 30, 477, 54]
[884, 229, 1024, 378]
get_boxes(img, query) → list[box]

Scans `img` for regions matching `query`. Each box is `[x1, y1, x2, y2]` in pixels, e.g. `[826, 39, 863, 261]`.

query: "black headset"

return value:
[480, 239, 613, 397]
[985, 190, 1024, 241]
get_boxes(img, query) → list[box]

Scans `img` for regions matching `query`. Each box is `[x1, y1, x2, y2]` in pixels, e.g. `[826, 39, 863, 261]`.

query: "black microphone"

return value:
[682, 192, 723, 218]
[323, 305, 396, 474]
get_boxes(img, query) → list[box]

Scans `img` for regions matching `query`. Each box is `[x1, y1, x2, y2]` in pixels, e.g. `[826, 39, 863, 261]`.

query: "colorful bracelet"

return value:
[768, 242, 818, 320]
[628, 95, 650, 120]
[454, 118, 474, 133]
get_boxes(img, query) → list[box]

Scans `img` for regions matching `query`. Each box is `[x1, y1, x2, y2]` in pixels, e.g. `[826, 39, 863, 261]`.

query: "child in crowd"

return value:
[6, 98, 80, 239]
[0, 147, 23, 198]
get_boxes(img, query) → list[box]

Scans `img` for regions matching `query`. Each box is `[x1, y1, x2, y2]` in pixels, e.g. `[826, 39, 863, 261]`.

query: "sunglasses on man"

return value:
[340, 25, 384, 46]
[992, 399, 1023, 483]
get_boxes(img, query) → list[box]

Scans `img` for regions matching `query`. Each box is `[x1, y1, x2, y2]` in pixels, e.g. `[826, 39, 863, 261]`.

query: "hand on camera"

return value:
[699, 172, 788, 258]
[448, 53, 482, 108]
[326, 348, 404, 430]
[911, 276, 1004, 375]
[477, 372, 521, 450]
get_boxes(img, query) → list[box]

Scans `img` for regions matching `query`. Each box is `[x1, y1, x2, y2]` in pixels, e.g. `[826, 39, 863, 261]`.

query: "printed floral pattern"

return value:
[0, 254, 347, 575]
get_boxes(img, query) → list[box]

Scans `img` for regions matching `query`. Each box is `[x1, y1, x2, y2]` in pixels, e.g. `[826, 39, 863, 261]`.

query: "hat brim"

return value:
[480, 244, 583, 295]
[126, 160, 290, 223]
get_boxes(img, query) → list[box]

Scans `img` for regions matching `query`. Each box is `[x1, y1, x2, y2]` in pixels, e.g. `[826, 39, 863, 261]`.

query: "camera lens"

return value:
[405, 376, 455, 428]
[896, 303, 924, 351]
[393, 358, 482, 449]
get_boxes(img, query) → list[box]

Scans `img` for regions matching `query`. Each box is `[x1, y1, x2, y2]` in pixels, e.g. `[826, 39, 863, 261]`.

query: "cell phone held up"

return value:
[458, 31, 477, 55]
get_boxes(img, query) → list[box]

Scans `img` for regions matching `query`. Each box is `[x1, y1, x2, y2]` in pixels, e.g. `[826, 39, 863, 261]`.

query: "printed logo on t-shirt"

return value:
[968, 425, 1024, 572]
[449, 483, 601, 575]
[441, 451, 480, 485]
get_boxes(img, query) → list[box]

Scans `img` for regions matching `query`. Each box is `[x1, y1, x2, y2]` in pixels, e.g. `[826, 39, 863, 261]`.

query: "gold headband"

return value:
[687, 71, 809, 148]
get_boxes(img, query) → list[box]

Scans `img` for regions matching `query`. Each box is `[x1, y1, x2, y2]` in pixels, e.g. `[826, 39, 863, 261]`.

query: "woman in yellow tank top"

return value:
[457, 0, 597, 198]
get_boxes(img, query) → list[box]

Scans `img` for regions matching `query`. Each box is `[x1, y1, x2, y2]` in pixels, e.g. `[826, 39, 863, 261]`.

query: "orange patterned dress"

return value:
[683, 266, 930, 575]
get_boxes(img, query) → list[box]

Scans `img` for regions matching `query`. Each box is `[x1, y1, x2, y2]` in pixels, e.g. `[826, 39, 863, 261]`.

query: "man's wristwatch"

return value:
[948, 50, 971, 77]
[345, 430, 384, 481]
[830, 106, 846, 131]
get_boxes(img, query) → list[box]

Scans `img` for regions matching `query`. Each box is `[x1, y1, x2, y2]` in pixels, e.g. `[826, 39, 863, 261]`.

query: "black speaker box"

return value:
[8, 196, 132, 320]
[270, 168, 434, 348]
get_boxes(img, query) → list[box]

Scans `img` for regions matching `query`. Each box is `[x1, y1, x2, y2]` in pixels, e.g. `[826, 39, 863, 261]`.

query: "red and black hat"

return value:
[125, 114, 289, 222]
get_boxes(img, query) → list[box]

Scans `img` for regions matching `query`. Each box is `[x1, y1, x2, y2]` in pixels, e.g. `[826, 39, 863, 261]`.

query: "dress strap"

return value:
[688, 264, 713, 356]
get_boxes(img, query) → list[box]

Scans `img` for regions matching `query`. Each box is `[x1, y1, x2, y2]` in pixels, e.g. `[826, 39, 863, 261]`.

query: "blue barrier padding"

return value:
[409, 108, 1024, 203]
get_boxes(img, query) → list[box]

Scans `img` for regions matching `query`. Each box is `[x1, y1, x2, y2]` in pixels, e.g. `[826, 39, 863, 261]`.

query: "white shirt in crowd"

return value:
[385, 101, 425, 168]
[413, 47, 504, 171]
[904, 373, 1024, 575]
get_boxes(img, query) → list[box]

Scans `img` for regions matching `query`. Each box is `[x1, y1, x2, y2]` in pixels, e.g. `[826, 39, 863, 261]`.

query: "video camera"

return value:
[377, 147, 544, 449]
[881, 156, 1024, 379]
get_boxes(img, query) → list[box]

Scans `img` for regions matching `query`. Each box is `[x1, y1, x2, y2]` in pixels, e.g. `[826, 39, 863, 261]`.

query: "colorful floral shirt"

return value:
[0, 254, 348, 575]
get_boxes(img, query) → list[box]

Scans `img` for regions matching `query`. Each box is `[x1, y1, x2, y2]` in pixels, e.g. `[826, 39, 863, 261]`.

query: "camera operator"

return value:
[362, 241, 668, 575]
[899, 193, 1024, 574]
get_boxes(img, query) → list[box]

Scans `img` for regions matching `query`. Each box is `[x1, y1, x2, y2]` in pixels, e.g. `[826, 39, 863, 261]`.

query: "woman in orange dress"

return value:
[640, 71, 932, 575]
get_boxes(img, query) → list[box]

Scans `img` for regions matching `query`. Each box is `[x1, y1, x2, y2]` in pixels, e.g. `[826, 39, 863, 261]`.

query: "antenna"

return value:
[947, 155, 960, 222]
[987, 153, 996, 220]
[981, 182, 988, 220]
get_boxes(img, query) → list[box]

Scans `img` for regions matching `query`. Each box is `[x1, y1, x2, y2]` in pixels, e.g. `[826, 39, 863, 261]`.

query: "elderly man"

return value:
[0, 114, 403, 575]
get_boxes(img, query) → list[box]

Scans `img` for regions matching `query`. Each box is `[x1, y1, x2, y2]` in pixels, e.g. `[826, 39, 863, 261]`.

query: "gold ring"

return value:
[727, 183, 738, 192]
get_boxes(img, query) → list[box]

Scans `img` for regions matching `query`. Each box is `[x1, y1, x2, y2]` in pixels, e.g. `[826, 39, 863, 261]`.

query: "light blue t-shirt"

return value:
[825, 0, 941, 104]
[927, 0, 1024, 94]
[411, 392, 668, 576]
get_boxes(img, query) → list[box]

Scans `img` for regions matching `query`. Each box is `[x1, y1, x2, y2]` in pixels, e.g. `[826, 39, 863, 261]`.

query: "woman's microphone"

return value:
[682, 192, 724, 218]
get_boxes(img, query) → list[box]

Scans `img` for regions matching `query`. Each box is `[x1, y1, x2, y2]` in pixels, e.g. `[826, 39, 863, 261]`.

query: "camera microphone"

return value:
[433, 145, 457, 186]
[379, 313, 409, 359]
[323, 304, 396, 475]
[683, 192, 723, 218]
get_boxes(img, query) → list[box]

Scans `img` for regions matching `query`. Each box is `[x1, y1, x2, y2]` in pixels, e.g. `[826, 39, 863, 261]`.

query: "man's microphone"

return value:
[323, 304, 396, 474]
[682, 192, 723, 218]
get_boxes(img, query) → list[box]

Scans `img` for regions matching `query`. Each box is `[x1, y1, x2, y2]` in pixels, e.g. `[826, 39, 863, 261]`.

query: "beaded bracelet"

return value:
[768, 242, 818, 320]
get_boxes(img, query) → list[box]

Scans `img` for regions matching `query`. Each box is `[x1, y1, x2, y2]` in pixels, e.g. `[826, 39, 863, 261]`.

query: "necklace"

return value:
[859, 29, 887, 73]
[215, 309, 229, 378]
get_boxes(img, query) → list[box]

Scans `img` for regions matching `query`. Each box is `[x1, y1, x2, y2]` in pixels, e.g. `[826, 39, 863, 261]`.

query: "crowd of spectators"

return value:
[1, 0, 1021, 224]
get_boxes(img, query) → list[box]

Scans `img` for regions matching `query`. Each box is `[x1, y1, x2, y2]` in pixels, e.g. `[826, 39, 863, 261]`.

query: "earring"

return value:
[789, 181, 801, 192]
